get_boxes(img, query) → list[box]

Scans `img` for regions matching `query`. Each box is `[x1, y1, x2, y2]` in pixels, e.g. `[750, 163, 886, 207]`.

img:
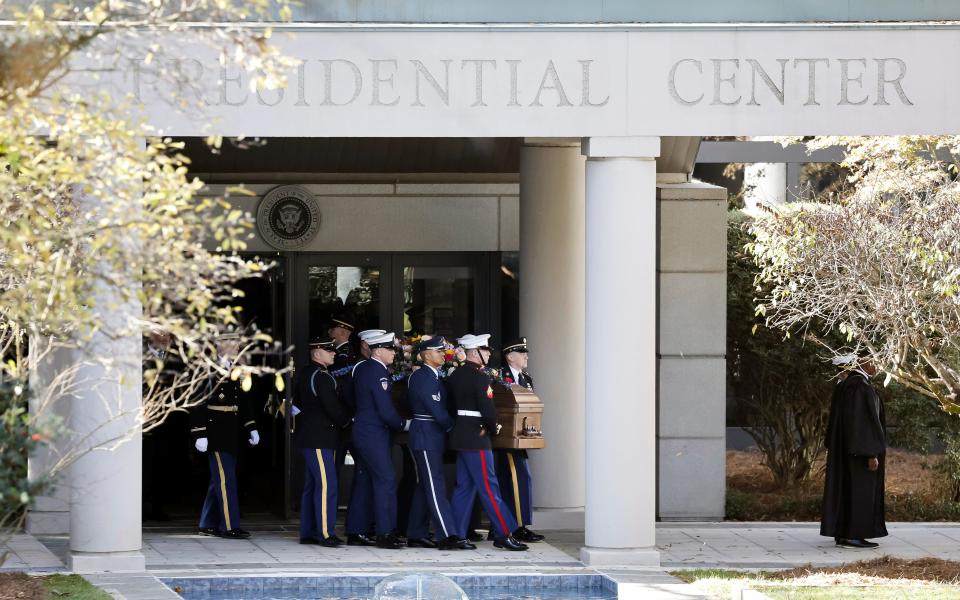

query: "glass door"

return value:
[392, 253, 495, 341]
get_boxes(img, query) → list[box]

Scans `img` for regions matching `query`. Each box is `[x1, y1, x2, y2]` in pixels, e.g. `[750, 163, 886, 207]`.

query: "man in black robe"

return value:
[820, 355, 887, 548]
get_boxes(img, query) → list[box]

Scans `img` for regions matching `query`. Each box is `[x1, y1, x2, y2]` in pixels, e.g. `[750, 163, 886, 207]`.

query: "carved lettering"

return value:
[255, 70, 285, 107]
[746, 58, 787, 106]
[839, 58, 869, 106]
[369, 59, 399, 106]
[792, 58, 829, 106]
[507, 60, 521, 107]
[668, 59, 704, 106]
[411, 59, 452, 107]
[461, 59, 496, 107]
[319, 59, 362, 106]
[218, 65, 247, 107]
[531, 60, 572, 107]
[711, 59, 741, 106]
[579, 60, 609, 107]
[874, 58, 913, 106]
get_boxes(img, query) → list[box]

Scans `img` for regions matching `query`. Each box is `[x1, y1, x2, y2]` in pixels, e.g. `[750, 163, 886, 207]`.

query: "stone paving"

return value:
[658, 522, 960, 568]
[11, 522, 960, 598]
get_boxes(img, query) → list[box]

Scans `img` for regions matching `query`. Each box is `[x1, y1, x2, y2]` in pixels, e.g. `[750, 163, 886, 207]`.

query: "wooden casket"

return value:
[490, 381, 545, 449]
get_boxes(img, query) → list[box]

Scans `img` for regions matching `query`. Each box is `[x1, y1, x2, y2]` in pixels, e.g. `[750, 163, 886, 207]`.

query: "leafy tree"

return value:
[0, 0, 293, 534]
[751, 136, 960, 416]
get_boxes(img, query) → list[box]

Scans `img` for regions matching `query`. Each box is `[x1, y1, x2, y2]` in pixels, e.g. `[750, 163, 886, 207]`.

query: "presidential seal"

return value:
[257, 185, 321, 250]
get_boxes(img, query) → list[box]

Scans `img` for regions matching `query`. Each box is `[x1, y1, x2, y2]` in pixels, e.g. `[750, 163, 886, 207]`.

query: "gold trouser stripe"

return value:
[316, 449, 329, 539]
[506, 453, 523, 527]
[214, 452, 233, 531]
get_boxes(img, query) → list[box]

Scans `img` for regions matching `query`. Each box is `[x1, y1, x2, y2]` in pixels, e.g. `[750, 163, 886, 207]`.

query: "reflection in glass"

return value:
[307, 266, 380, 341]
[402, 266, 473, 338]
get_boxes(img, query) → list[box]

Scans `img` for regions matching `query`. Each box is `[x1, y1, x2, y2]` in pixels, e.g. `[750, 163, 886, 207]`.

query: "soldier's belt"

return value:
[457, 410, 482, 417]
[208, 405, 239, 413]
[413, 413, 435, 421]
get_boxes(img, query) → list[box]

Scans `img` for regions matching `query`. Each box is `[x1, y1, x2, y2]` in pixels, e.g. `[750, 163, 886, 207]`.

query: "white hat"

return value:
[831, 354, 859, 366]
[359, 329, 387, 343]
[457, 333, 491, 350]
[366, 331, 396, 349]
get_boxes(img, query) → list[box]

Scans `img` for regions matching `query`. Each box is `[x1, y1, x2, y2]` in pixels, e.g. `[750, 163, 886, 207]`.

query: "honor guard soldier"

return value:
[293, 337, 352, 547]
[405, 336, 476, 550]
[493, 337, 545, 543]
[350, 331, 411, 549]
[448, 334, 528, 551]
[328, 313, 357, 371]
[191, 332, 260, 539]
[327, 313, 358, 498]
[344, 328, 386, 546]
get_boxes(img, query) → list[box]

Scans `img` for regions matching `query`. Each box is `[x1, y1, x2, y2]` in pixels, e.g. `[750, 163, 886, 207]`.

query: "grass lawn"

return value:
[672, 561, 960, 600]
[42, 574, 112, 600]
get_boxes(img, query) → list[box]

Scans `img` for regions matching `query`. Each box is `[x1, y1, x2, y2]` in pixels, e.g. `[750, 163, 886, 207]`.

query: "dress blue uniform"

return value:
[350, 332, 409, 545]
[293, 338, 352, 545]
[405, 350, 457, 542]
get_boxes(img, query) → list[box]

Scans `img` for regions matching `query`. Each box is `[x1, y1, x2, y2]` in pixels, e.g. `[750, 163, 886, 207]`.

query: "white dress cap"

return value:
[831, 354, 859, 366]
[359, 329, 387, 342]
[457, 333, 491, 349]
[366, 331, 396, 348]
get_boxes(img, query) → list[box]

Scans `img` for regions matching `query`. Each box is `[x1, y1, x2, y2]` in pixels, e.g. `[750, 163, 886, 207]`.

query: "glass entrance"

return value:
[287, 252, 496, 516]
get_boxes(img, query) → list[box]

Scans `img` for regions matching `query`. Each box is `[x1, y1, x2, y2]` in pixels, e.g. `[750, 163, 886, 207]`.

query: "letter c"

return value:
[668, 59, 704, 106]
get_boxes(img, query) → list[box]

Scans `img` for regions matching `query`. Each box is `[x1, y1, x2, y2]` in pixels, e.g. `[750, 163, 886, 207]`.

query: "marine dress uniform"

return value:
[493, 337, 545, 544]
[350, 331, 410, 549]
[293, 338, 352, 546]
[447, 334, 528, 551]
[191, 356, 260, 539]
[405, 337, 475, 550]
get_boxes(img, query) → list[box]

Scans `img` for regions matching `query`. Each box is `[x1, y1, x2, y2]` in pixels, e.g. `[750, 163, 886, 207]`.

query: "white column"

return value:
[519, 139, 585, 526]
[744, 137, 787, 212]
[67, 189, 145, 573]
[580, 136, 660, 566]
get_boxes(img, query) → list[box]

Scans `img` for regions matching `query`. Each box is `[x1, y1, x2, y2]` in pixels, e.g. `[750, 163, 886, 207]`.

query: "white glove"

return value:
[195, 437, 208, 453]
[249, 430, 260, 446]
[403, 419, 411, 432]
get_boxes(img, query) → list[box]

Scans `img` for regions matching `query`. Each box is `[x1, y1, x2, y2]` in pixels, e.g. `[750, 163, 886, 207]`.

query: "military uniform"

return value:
[350, 332, 409, 548]
[328, 315, 358, 507]
[403, 336, 471, 549]
[191, 368, 258, 538]
[447, 334, 526, 551]
[293, 338, 352, 545]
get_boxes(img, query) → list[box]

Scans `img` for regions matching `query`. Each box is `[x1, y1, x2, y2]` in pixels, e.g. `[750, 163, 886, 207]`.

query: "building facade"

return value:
[25, 2, 960, 571]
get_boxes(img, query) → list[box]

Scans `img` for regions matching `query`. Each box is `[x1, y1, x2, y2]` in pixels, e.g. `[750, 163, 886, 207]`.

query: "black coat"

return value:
[190, 377, 257, 455]
[447, 362, 499, 451]
[293, 363, 351, 449]
[820, 372, 888, 539]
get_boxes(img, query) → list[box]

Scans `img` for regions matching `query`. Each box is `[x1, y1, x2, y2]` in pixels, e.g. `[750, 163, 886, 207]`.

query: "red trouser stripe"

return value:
[479, 450, 510, 536]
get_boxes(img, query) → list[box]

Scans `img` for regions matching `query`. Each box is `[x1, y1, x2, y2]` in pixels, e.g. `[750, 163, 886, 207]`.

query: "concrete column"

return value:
[26, 341, 73, 535]
[580, 136, 660, 567]
[519, 139, 585, 528]
[744, 137, 787, 212]
[67, 189, 145, 573]
[657, 182, 727, 521]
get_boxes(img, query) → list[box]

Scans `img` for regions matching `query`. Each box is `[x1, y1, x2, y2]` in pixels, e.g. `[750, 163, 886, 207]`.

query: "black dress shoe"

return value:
[836, 538, 879, 549]
[436, 535, 470, 550]
[467, 529, 484, 542]
[197, 527, 219, 537]
[392, 531, 408, 546]
[513, 526, 545, 543]
[376, 534, 405, 549]
[320, 536, 343, 548]
[406, 537, 437, 548]
[486, 529, 496, 541]
[493, 535, 528, 551]
[347, 533, 377, 546]
[300, 537, 320, 545]
[220, 528, 251, 539]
